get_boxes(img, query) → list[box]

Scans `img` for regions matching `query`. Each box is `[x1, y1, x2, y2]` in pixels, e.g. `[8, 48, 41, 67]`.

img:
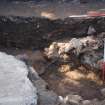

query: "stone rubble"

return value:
[29, 67, 59, 105]
[45, 34, 104, 70]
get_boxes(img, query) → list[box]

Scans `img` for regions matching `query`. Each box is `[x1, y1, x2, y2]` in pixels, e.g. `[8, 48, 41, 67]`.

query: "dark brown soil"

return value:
[41, 68, 105, 100]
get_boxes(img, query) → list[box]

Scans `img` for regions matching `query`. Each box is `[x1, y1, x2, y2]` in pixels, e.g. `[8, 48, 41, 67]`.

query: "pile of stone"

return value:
[45, 34, 104, 70]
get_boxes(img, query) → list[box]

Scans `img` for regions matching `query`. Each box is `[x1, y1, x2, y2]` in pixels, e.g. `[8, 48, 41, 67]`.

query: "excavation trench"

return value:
[0, 16, 105, 104]
[41, 63, 104, 100]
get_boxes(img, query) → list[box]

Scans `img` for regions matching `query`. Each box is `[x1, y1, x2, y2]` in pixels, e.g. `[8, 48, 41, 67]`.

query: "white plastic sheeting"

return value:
[0, 52, 37, 105]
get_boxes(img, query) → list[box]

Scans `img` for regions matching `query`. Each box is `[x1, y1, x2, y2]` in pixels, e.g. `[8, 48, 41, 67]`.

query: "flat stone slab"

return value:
[0, 52, 37, 105]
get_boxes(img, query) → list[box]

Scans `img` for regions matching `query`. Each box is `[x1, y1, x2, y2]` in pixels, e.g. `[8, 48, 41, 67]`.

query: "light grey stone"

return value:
[0, 52, 37, 105]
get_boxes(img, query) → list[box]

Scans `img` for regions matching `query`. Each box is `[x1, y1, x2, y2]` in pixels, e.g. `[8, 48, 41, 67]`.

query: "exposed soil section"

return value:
[0, 16, 105, 49]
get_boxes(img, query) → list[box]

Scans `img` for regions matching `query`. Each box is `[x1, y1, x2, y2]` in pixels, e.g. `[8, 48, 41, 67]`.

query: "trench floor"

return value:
[1, 48, 105, 101]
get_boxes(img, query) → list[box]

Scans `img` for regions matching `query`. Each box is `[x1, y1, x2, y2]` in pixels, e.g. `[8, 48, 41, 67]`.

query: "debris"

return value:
[82, 100, 91, 105]
[64, 94, 83, 104]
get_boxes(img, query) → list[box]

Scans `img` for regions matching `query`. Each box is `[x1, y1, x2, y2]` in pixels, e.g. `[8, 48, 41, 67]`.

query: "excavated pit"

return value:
[0, 16, 105, 104]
